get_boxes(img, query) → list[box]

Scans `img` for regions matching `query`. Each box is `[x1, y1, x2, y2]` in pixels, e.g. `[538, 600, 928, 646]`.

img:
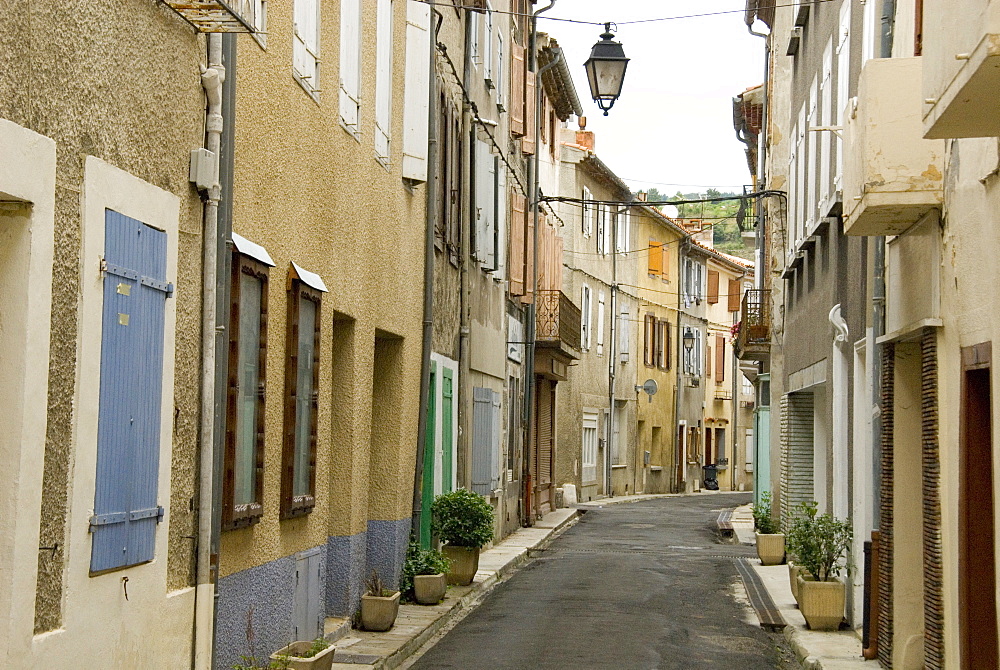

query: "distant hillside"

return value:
[637, 188, 754, 262]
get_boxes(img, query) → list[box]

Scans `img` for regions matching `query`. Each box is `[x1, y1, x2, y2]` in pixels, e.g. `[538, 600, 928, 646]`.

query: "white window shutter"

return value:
[339, 0, 362, 129]
[483, 4, 494, 85]
[374, 0, 394, 161]
[472, 387, 492, 495]
[475, 140, 496, 269]
[490, 391, 501, 491]
[495, 165, 506, 278]
[293, 0, 319, 89]
[582, 186, 592, 236]
[619, 305, 629, 361]
[402, 0, 430, 181]
[597, 292, 605, 355]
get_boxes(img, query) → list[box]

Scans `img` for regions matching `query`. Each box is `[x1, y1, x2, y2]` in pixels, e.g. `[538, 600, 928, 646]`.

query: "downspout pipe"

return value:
[413, 10, 442, 540]
[523, 0, 556, 524]
[195, 33, 224, 670]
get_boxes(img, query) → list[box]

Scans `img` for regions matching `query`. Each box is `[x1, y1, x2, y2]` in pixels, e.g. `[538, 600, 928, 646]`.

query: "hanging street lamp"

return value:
[584, 23, 630, 116]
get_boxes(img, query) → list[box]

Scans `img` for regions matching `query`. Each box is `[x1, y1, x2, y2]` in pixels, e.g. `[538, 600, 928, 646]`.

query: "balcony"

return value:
[923, 0, 1000, 138]
[535, 290, 581, 379]
[843, 58, 945, 236]
[162, 0, 255, 32]
[734, 289, 770, 361]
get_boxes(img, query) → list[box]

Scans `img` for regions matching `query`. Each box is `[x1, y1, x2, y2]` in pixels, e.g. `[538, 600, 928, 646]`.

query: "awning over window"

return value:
[290, 262, 328, 293]
[231, 232, 275, 267]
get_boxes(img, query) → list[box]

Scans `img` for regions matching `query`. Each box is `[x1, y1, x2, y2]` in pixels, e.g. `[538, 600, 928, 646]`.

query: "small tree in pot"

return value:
[400, 541, 452, 605]
[752, 491, 785, 566]
[788, 500, 852, 630]
[431, 489, 494, 585]
[359, 569, 400, 632]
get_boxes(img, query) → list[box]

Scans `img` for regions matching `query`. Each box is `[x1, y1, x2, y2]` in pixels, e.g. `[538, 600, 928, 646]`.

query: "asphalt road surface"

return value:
[408, 494, 797, 670]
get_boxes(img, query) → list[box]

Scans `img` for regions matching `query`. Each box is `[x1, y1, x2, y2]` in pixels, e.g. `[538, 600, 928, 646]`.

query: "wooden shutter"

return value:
[644, 314, 655, 366]
[490, 391, 502, 491]
[522, 70, 536, 154]
[728, 279, 742, 311]
[715, 334, 726, 382]
[661, 243, 670, 280]
[510, 193, 526, 295]
[648, 240, 662, 276]
[707, 343, 712, 378]
[472, 387, 493, 495]
[522, 207, 535, 304]
[91, 211, 169, 573]
[510, 43, 525, 137]
[707, 270, 720, 303]
[552, 228, 563, 292]
[402, 0, 431, 181]
[666, 321, 672, 370]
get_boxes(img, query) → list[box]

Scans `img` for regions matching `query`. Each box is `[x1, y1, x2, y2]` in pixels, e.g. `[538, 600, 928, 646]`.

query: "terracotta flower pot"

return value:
[413, 573, 447, 605]
[756, 532, 786, 566]
[443, 545, 480, 585]
[270, 640, 336, 670]
[797, 574, 846, 631]
[360, 591, 400, 632]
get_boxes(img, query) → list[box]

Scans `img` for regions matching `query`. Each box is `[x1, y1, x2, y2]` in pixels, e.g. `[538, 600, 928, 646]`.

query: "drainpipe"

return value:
[523, 0, 556, 523]
[194, 33, 224, 670]
[731, 268, 747, 490]
[458, 7, 474, 494]
[674, 238, 688, 492]
[412, 10, 442, 540]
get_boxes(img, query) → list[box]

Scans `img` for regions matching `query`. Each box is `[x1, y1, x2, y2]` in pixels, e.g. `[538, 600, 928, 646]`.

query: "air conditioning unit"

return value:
[686, 377, 701, 388]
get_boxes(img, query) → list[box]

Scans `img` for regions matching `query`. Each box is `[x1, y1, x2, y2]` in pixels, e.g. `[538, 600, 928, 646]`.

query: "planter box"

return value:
[797, 575, 846, 631]
[360, 591, 400, 632]
[443, 545, 480, 585]
[788, 562, 811, 605]
[755, 532, 785, 566]
[413, 573, 447, 605]
[270, 641, 336, 670]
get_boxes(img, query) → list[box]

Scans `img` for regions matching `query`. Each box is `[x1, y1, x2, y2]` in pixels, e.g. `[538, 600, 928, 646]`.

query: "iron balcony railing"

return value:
[735, 289, 771, 360]
[536, 290, 582, 351]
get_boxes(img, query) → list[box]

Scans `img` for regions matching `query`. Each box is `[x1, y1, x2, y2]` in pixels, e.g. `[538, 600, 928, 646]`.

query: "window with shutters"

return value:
[474, 139, 497, 270]
[483, 3, 494, 87]
[496, 32, 505, 110]
[402, 0, 430, 181]
[293, 0, 320, 96]
[597, 204, 607, 255]
[715, 334, 726, 383]
[582, 187, 593, 237]
[223, 251, 270, 530]
[510, 42, 525, 136]
[619, 305, 630, 362]
[90, 210, 171, 573]
[282, 269, 323, 518]
[582, 411, 599, 483]
[661, 242, 670, 282]
[728, 278, 741, 312]
[596, 292, 605, 356]
[581, 284, 592, 350]
[250, 0, 268, 47]
[340, 0, 362, 132]
[616, 208, 629, 253]
[656, 319, 671, 371]
[509, 192, 527, 295]
[374, 0, 394, 163]
[522, 69, 536, 154]
[648, 240, 662, 277]
[472, 387, 501, 495]
[643, 313, 656, 367]
[707, 269, 720, 304]
[715, 427, 726, 464]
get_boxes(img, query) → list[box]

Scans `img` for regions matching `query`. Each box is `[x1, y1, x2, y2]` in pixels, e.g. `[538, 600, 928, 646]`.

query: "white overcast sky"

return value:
[539, 0, 766, 194]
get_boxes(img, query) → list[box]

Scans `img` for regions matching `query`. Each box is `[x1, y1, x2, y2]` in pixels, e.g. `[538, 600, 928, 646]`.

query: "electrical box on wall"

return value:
[189, 148, 216, 191]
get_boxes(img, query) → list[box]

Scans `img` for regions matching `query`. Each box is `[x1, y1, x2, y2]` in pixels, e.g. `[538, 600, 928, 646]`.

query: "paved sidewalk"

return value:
[576, 489, 751, 509]
[731, 504, 873, 670]
[322, 507, 578, 669]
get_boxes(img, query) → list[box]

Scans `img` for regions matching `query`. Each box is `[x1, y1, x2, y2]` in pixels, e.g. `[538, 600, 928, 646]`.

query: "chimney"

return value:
[576, 116, 595, 152]
[636, 191, 647, 202]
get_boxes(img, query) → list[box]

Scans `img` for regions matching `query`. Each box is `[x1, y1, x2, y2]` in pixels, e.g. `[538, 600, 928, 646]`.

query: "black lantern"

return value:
[683, 328, 695, 352]
[584, 23, 630, 116]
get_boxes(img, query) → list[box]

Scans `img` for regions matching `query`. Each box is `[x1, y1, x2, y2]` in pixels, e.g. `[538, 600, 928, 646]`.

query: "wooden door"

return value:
[535, 379, 554, 514]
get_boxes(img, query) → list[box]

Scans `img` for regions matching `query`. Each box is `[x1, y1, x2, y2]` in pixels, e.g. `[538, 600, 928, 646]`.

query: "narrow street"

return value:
[409, 495, 797, 669]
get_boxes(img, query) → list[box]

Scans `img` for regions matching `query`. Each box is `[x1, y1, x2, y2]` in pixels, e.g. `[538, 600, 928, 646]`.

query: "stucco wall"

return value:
[0, 0, 206, 661]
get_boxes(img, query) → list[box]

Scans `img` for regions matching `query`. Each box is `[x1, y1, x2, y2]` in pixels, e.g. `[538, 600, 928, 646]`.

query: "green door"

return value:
[441, 367, 454, 494]
[420, 363, 437, 547]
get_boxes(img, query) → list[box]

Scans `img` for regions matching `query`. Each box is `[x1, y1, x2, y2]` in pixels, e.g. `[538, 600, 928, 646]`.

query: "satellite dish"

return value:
[635, 379, 658, 402]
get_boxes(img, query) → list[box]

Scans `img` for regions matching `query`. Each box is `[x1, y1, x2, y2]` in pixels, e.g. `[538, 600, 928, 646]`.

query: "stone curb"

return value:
[576, 490, 750, 509]
[374, 510, 580, 669]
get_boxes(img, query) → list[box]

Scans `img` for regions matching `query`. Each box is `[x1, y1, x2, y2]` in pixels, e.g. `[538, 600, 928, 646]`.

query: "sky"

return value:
[535, 0, 766, 195]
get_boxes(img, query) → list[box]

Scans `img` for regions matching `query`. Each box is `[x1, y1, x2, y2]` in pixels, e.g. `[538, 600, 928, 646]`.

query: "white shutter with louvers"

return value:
[339, 0, 362, 129]
[619, 305, 629, 362]
[374, 0, 393, 161]
[597, 292, 605, 356]
[402, 0, 430, 181]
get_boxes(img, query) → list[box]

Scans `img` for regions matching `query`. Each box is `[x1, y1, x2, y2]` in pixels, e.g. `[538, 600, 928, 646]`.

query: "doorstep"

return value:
[322, 507, 579, 669]
[751, 563, 872, 669]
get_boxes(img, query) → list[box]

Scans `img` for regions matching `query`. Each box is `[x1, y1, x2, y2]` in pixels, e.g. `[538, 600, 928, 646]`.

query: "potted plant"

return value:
[785, 502, 816, 606]
[752, 491, 785, 566]
[268, 638, 335, 670]
[400, 541, 452, 605]
[789, 501, 852, 631]
[359, 569, 400, 632]
[431, 488, 495, 585]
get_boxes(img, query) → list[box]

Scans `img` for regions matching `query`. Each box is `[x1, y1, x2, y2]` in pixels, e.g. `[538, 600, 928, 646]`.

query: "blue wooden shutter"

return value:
[91, 210, 168, 573]
[490, 391, 501, 491]
[471, 387, 492, 495]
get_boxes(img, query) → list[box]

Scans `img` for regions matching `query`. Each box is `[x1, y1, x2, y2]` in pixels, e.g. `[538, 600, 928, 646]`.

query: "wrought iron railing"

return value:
[536, 290, 581, 351]
[735, 289, 771, 359]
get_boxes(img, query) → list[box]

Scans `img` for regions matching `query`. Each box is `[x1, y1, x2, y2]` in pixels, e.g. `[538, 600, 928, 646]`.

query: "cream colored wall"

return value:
[632, 208, 682, 493]
[222, 0, 425, 576]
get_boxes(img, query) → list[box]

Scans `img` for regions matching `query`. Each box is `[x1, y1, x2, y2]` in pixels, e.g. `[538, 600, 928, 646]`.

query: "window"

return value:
[251, 0, 268, 47]
[472, 387, 501, 495]
[340, 0, 362, 130]
[596, 291, 605, 356]
[402, 0, 430, 181]
[474, 139, 498, 270]
[483, 3, 494, 86]
[496, 32, 505, 108]
[683, 326, 702, 376]
[223, 243, 272, 529]
[616, 208, 630, 253]
[715, 334, 726, 383]
[282, 264, 326, 518]
[293, 0, 320, 95]
[743, 375, 754, 397]
[374, 0, 394, 162]
[597, 204, 608, 255]
[582, 411, 599, 483]
[707, 269, 720, 303]
[582, 186, 593, 236]
[656, 320, 671, 370]
[715, 427, 726, 464]
[612, 404, 624, 465]
[648, 240, 663, 277]
[619, 305, 630, 362]
[581, 284, 592, 350]
[643, 313, 656, 367]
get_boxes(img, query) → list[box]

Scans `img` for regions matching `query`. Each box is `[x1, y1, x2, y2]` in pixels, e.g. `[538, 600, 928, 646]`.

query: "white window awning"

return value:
[291, 262, 328, 293]
[231, 232, 275, 267]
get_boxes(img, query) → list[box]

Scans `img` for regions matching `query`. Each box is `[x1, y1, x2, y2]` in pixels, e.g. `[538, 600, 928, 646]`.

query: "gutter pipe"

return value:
[412, 9, 442, 541]
[194, 33, 224, 670]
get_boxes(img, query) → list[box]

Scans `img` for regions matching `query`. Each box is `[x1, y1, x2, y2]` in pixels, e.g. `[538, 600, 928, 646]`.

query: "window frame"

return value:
[223, 253, 269, 530]
[281, 275, 322, 519]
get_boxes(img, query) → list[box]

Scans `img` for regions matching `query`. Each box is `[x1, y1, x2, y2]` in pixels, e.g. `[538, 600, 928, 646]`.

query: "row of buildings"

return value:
[737, 0, 1000, 667]
[1, 1, 755, 667]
